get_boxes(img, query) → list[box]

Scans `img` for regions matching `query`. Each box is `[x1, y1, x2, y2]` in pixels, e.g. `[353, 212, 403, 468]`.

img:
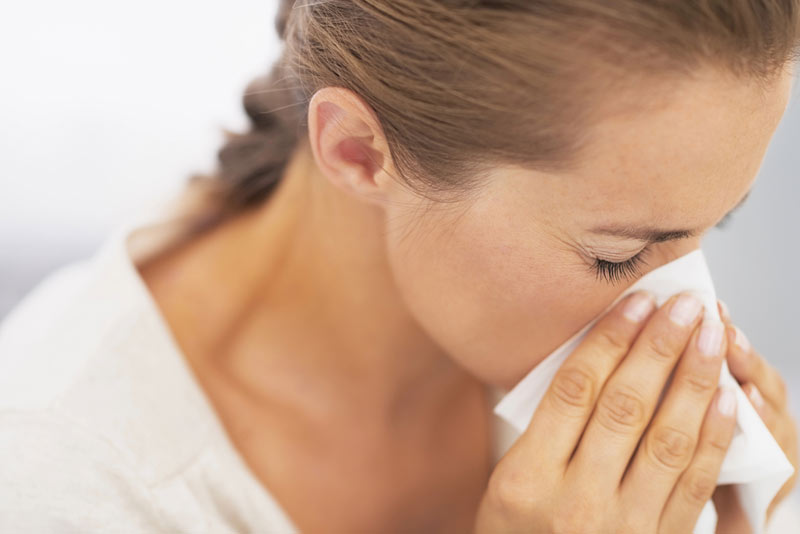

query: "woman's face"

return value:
[381, 67, 795, 390]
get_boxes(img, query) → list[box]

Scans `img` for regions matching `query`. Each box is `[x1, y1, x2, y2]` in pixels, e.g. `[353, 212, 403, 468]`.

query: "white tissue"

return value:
[493, 248, 794, 534]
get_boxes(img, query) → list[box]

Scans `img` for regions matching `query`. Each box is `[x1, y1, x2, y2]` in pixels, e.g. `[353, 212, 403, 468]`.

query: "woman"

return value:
[0, 1, 798, 532]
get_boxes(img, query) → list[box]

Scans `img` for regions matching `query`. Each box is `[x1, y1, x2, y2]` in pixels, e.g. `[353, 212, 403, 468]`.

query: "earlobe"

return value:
[307, 87, 392, 205]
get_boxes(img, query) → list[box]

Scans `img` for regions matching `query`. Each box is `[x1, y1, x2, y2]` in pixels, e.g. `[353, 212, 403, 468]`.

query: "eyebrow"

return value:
[588, 189, 752, 243]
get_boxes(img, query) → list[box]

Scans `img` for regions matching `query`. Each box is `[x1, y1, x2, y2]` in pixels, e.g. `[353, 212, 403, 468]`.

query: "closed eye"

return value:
[591, 245, 652, 284]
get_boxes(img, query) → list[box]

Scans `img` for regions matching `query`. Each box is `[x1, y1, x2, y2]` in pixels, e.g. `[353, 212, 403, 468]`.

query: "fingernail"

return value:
[697, 319, 725, 357]
[733, 325, 751, 353]
[718, 388, 737, 418]
[669, 293, 704, 326]
[717, 299, 731, 322]
[748, 386, 765, 409]
[623, 291, 655, 323]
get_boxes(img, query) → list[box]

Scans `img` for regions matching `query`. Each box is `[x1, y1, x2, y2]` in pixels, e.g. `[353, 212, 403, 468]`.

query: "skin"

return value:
[138, 63, 797, 532]
[713, 300, 799, 532]
[473, 286, 738, 532]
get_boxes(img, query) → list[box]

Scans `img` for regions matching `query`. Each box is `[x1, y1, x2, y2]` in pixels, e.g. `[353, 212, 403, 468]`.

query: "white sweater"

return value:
[0, 212, 796, 533]
[0, 213, 518, 533]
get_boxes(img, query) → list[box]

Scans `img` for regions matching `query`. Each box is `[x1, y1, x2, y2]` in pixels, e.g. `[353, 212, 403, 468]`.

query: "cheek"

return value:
[383, 206, 623, 389]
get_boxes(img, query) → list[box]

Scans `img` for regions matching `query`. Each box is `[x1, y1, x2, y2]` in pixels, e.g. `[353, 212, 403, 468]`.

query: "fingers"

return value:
[717, 299, 731, 323]
[717, 303, 788, 410]
[716, 299, 798, 512]
[566, 293, 705, 492]
[659, 387, 737, 534]
[717, 299, 787, 409]
[520, 290, 657, 469]
[619, 316, 727, 516]
[741, 382, 779, 431]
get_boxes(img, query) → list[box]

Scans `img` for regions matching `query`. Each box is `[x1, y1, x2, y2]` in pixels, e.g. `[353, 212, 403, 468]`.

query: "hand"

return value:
[710, 300, 798, 533]
[474, 291, 738, 533]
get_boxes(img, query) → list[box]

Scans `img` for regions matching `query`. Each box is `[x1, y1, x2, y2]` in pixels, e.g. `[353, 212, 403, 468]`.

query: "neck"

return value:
[141, 139, 479, 425]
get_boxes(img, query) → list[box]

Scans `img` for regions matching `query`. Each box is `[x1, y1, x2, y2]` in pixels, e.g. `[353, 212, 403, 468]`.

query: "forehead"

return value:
[542, 67, 794, 227]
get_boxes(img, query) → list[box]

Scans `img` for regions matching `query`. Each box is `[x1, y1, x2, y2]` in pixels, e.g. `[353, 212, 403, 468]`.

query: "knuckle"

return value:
[643, 331, 680, 363]
[681, 466, 718, 504]
[592, 325, 631, 356]
[596, 386, 647, 433]
[645, 425, 695, 470]
[487, 471, 536, 516]
[549, 365, 596, 414]
[679, 371, 717, 395]
[705, 430, 732, 455]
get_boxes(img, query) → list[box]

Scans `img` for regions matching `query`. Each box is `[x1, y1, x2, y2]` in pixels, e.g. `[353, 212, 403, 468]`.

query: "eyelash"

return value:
[592, 246, 652, 284]
[589, 208, 735, 284]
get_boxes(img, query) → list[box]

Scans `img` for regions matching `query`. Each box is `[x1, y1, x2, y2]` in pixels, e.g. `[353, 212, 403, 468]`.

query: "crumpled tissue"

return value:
[493, 248, 794, 534]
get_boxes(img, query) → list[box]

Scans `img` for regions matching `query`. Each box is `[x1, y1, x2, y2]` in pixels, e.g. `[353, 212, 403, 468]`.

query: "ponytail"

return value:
[175, 0, 307, 241]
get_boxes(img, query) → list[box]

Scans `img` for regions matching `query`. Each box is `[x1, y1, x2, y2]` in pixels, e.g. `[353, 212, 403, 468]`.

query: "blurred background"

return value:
[0, 0, 282, 315]
[1, 0, 798, 508]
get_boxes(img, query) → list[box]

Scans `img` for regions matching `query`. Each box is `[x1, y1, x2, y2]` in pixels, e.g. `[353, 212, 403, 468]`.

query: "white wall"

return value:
[0, 0, 281, 310]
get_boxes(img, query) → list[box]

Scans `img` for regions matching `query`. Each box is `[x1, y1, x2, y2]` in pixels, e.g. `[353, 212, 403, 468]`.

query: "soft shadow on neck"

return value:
[134, 139, 484, 429]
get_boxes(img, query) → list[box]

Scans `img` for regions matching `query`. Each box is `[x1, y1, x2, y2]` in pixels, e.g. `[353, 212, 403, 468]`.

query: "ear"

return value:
[306, 86, 398, 206]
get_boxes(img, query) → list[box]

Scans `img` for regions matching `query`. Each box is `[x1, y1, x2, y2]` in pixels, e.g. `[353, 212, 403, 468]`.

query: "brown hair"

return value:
[173, 0, 800, 240]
